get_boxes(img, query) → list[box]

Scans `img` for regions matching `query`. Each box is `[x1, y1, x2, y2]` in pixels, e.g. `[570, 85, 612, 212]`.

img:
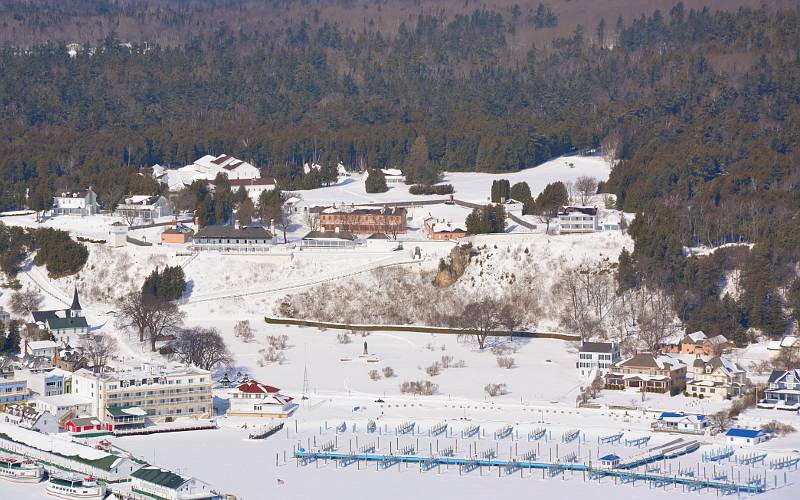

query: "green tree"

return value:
[509, 181, 531, 202]
[365, 169, 388, 193]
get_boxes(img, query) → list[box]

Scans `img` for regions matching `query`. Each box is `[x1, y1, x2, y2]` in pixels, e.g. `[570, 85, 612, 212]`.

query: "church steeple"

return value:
[70, 287, 82, 317]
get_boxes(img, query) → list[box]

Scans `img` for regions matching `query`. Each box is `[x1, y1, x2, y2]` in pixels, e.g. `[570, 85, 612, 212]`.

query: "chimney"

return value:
[234, 219, 240, 230]
[194, 216, 200, 228]
[172, 217, 178, 229]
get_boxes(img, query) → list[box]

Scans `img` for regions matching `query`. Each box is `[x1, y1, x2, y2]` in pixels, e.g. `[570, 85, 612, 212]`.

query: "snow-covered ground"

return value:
[293, 154, 611, 206]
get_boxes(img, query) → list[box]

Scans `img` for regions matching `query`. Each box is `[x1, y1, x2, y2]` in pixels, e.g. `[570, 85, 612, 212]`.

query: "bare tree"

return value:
[145, 300, 185, 352]
[80, 334, 118, 373]
[115, 291, 154, 343]
[120, 210, 137, 227]
[601, 132, 620, 167]
[304, 210, 320, 232]
[574, 176, 598, 206]
[460, 298, 501, 349]
[10, 289, 43, 317]
[274, 204, 291, 243]
[498, 302, 522, 340]
[171, 327, 233, 370]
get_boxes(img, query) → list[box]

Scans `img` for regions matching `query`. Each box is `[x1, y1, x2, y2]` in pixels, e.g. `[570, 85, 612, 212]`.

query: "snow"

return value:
[292, 154, 611, 206]
[0, 422, 109, 462]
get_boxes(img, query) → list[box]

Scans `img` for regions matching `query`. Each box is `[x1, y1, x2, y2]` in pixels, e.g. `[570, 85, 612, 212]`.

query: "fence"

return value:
[263, 316, 581, 341]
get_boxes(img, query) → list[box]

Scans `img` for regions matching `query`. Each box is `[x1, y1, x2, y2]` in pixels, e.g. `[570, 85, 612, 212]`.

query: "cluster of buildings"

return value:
[576, 332, 752, 402]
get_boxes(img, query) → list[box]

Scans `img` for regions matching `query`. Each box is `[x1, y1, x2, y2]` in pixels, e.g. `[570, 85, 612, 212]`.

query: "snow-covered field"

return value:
[293, 154, 611, 206]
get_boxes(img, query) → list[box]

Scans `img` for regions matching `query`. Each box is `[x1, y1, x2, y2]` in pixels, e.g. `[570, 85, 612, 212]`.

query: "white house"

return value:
[23, 340, 58, 359]
[651, 412, 708, 434]
[192, 223, 273, 253]
[228, 177, 277, 204]
[726, 428, 769, 446]
[300, 230, 357, 249]
[558, 206, 598, 233]
[153, 154, 261, 191]
[366, 168, 405, 184]
[32, 393, 93, 422]
[52, 188, 99, 216]
[686, 356, 749, 401]
[108, 221, 129, 247]
[114, 195, 172, 221]
[130, 466, 218, 500]
[577, 342, 620, 378]
[18, 367, 67, 397]
[1, 403, 58, 433]
[226, 380, 297, 418]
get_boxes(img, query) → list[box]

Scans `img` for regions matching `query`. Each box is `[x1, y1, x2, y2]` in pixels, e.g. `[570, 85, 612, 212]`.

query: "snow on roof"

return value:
[686, 331, 707, 343]
[424, 216, 466, 233]
[726, 428, 766, 438]
[33, 393, 93, 407]
[381, 168, 403, 177]
[27, 340, 58, 350]
[0, 421, 117, 465]
[767, 340, 783, 351]
[235, 380, 280, 394]
[780, 336, 798, 348]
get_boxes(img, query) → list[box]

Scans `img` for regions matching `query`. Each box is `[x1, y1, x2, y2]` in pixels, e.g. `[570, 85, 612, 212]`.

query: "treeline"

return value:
[0, 222, 88, 278]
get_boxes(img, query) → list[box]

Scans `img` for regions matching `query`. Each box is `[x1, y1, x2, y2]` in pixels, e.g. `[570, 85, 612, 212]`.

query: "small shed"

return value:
[599, 454, 620, 468]
[726, 428, 769, 446]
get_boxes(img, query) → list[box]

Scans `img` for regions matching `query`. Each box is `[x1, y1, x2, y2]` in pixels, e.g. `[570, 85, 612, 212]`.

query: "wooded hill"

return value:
[2, 2, 800, 339]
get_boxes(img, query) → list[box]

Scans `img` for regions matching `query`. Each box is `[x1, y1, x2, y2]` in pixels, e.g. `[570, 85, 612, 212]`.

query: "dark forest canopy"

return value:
[2, 2, 800, 339]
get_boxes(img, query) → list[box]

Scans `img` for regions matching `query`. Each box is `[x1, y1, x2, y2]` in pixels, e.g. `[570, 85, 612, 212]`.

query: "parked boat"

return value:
[0, 457, 44, 482]
[46, 474, 107, 499]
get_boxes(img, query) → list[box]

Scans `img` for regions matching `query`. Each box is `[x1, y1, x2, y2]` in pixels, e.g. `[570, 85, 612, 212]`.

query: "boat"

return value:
[46, 474, 107, 499]
[0, 456, 44, 482]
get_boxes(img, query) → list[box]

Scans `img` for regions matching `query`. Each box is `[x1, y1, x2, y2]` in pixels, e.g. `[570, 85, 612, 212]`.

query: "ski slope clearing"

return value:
[295, 154, 611, 206]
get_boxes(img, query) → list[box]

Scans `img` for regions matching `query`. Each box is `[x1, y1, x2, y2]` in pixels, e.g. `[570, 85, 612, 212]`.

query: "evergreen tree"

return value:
[509, 181, 531, 202]
[365, 169, 388, 193]
[3, 320, 20, 354]
[490, 179, 511, 203]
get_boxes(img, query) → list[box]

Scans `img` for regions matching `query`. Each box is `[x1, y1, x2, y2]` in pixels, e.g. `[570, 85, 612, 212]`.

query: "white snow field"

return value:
[293, 154, 612, 206]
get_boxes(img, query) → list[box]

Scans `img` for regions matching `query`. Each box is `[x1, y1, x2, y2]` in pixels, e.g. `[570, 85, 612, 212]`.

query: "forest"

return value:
[2, 1, 800, 338]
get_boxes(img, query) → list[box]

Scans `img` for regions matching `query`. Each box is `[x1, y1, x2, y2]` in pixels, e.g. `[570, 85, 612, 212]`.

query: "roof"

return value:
[579, 342, 615, 353]
[194, 225, 272, 240]
[615, 353, 685, 372]
[367, 233, 390, 239]
[106, 406, 147, 417]
[210, 154, 230, 165]
[70, 288, 82, 311]
[56, 189, 91, 198]
[303, 230, 356, 241]
[131, 466, 190, 489]
[726, 428, 766, 439]
[768, 369, 800, 384]
[599, 454, 620, 461]
[228, 177, 276, 187]
[692, 356, 743, 377]
[685, 331, 707, 343]
[658, 412, 706, 423]
[27, 340, 58, 351]
[321, 206, 407, 217]
[236, 380, 280, 394]
[559, 206, 597, 216]
[68, 417, 102, 427]
[45, 316, 88, 331]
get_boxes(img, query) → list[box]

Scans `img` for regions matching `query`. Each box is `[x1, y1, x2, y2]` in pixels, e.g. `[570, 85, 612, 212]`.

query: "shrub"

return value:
[261, 347, 285, 364]
[496, 356, 515, 369]
[409, 184, 454, 195]
[337, 332, 351, 344]
[382, 366, 395, 378]
[267, 334, 288, 350]
[425, 361, 442, 376]
[484, 383, 508, 397]
[453, 360, 466, 368]
[761, 420, 796, 436]
[440, 355, 453, 368]
[400, 380, 438, 396]
[369, 369, 382, 381]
